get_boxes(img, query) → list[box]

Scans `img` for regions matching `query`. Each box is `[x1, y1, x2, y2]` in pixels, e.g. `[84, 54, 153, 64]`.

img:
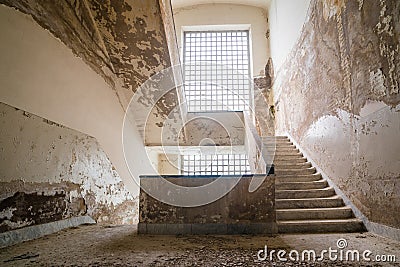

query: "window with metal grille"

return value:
[182, 154, 251, 175]
[183, 30, 251, 112]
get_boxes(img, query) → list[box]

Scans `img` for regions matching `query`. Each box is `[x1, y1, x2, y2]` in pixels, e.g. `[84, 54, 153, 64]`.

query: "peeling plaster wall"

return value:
[254, 58, 275, 136]
[182, 112, 245, 146]
[0, 0, 116, 92]
[0, 0, 173, 107]
[0, 102, 137, 232]
[0, 5, 154, 201]
[87, 0, 172, 103]
[159, 0, 188, 122]
[145, 111, 245, 147]
[268, 0, 311, 72]
[0, 1, 184, 147]
[173, 3, 269, 76]
[274, 0, 400, 229]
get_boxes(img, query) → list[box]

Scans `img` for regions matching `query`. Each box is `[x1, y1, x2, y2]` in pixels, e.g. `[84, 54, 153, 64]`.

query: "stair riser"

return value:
[265, 146, 297, 151]
[276, 181, 328, 190]
[274, 158, 308, 164]
[275, 174, 322, 183]
[273, 151, 303, 156]
[276, 199, 344, 209]
[263, 138, 290, 141]
[261, 138, 294, 146]
[278, 222, 364, 233]
[277, 209, 353, 220]
[273, 163, 312, 169]
[276, 188, 335, 199]
[274, 155, 305, 160]
[275, 168, 316, 176]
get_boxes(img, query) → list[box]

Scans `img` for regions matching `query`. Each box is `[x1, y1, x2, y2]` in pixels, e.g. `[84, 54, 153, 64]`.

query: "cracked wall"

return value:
[273, 0, 400, 229]
[0, 102, 137, 232]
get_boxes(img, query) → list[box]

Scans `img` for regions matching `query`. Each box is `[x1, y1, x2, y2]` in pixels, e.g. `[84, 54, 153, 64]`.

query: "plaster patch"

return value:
[322, 0, 345, 21]
[369, 68, 387, 97]
[376, 1, 394, 36]
[357, 0, 364, 10]
[0, 207, 16, 220]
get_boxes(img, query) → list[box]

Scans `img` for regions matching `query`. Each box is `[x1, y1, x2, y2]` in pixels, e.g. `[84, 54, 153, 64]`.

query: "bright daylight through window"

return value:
[183, 30, 251, 112]
[182, 154, 251, 175]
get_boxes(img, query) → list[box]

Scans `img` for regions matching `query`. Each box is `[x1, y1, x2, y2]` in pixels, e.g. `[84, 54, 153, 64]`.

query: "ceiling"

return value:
[171, 0, 271, 10]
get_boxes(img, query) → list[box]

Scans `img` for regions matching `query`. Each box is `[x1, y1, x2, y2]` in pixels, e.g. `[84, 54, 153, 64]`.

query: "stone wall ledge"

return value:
[0, 216, 95, 248]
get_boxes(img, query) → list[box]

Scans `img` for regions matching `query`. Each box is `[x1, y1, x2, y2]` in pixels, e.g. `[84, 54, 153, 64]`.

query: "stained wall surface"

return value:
[0, 102, 137, 232]
[0, 4, 160, 201]
[0, 0, 185, 158]
[273, 0, 400, 229]
[139, 175, 276, 234]
[0, 0, 173, 108]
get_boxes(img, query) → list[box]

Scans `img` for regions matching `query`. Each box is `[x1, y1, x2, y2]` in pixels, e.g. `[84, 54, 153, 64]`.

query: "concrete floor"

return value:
[0, 225, 399, 266]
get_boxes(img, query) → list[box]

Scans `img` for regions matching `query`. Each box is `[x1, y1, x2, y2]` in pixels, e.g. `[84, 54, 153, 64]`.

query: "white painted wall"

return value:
[173, 4, 269, 76]
[268, 0, 311, 72]
[0, 5, 154, 197]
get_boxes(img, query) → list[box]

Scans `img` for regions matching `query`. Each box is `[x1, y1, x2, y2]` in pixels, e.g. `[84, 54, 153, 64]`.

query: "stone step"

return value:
[275, 167, 316, 176]
[263, 136, 289, 140]
[268, 136, 365, 234]
[273, 151, 302, 157]
[273, 162, 312, 169]
[264, 144, 296, 149]
[274, 154, 305, 160]
[275, 173, 323, 183]
[263, 139, 292, 145]
[274, 157, 308, 164]
[264, 148, 300, 155]
[276, 187, 336, 199]
[274, 150, 303, 156]
[276, 180, 328, 190]
[276, 196, 344, 209]
[277, 207, 354, 220]
[277, 218, 365, 233]
[275, 147, 299, 153]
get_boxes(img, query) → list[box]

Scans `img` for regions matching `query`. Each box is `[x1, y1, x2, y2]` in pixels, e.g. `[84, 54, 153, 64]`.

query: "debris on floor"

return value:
[0, 225, 399, 266]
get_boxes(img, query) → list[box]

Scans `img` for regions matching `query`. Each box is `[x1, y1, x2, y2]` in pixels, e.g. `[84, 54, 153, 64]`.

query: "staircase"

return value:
[264, 136, 365, 233]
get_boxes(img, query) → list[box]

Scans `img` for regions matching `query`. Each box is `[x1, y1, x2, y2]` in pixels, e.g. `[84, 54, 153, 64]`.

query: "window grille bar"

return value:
[183, 30, 251, 112]
[182, 154, 251, 175]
